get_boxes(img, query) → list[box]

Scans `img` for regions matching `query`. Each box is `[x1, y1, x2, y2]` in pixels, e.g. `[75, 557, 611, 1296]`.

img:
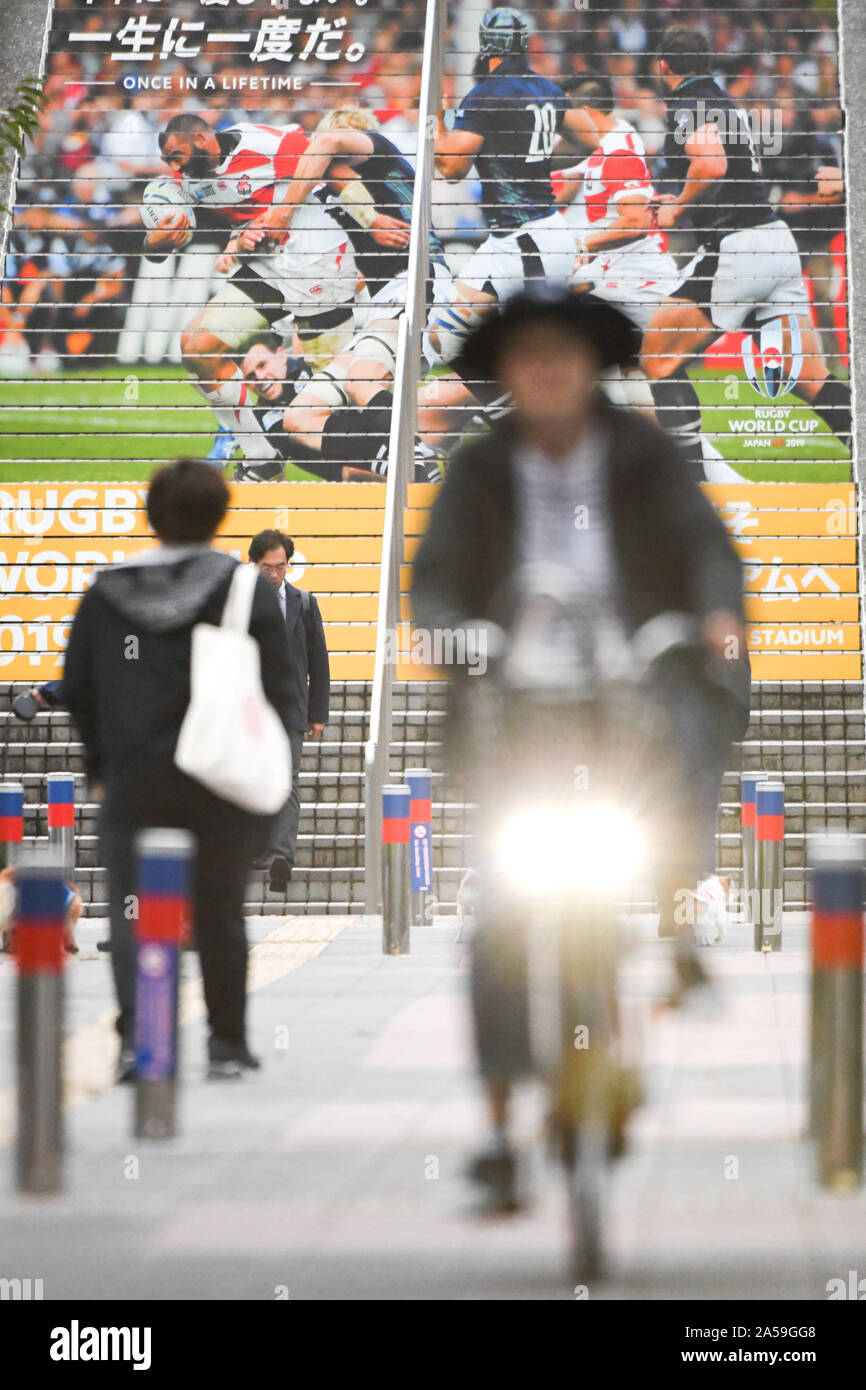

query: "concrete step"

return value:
[3, 678, 859, 919]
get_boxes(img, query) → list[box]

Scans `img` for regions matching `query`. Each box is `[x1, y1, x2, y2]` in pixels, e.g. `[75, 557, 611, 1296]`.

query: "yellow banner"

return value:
[0, 651, 382, 683]
[0, 547, 382, 595]
[747, 625, 861, 652]
[745, 596, 859, 622]
[0, 509, 388, 541]
[5, 593, 851, 626]
[0, 483, 389, 512]
[751, 653, 863, 680]
[0, 594, 380, 624]
[0, 481, 859, 682]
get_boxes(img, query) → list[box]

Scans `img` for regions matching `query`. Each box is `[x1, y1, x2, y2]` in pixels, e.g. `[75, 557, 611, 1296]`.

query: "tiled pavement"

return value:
[0, 912, 864, 1301]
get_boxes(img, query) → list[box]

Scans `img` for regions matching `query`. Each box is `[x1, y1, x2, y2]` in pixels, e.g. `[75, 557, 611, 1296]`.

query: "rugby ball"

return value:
[140, 178, 196, 242]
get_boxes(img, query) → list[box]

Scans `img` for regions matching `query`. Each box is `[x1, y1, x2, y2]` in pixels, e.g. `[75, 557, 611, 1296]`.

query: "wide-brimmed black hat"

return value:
[454, 285, 641, 381]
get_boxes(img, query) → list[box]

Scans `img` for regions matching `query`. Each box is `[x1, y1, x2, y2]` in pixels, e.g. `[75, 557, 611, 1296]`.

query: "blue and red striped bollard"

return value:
[0, 782, 24, 872]
[15, 855, 68, 1193]
[406, 768, 433, 925]
[46, 772, 75, 877]
[755, 781, 784, 951]
[133, 829, 194, 1139]
[740, 771, 762, 924]
[382, 784, 411, 955]
[808, 835, 864, 1189]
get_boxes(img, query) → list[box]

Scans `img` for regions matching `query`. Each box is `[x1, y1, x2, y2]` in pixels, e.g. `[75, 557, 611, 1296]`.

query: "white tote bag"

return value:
[174, 563, 291, 814]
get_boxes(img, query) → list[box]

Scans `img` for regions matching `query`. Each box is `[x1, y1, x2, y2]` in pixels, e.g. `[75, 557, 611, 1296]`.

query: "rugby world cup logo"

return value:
[742, 315, 803, 398]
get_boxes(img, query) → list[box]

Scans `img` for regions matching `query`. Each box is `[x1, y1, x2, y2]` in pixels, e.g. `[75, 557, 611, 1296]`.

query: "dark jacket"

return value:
[62, 548, 294, 788]
[411, 397, 751, 742]
[280, 581, 330, 731]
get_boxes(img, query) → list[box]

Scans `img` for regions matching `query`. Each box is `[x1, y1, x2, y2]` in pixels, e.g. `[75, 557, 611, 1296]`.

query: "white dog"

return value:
[690, 874, 731, 946]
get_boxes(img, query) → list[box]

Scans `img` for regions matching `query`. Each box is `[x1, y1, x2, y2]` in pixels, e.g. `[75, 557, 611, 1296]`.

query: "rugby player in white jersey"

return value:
[146, 114, 402, 478]
[554, 75, 683, 332]
[237, 107, 450, 480]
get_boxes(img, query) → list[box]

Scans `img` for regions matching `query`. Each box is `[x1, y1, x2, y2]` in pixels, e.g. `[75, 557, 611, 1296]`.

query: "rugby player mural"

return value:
[0, 0, 850, 486]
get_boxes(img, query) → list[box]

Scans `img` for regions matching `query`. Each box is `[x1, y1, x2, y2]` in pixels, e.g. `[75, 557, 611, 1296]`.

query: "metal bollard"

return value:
[755, 781, 784, 952]
[0, 782, 24, 874]
[382, 784, 411, 955]
[133, 829, 194, 1140]
[740, 771, 762, 927]
[406, 768, 433, 926]
[46, 773, 75, 878]
[808, 834, 864, 1191]
[14, 853, 68, 1194]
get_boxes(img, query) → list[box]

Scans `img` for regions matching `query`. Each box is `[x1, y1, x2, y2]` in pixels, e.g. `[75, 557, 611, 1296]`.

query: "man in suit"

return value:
[411, 287, 750, 1207]
[249, 529, 330, 893]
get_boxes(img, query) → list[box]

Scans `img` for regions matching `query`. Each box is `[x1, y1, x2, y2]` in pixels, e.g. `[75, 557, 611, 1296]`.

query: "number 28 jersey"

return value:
[452, 55, 570, 232]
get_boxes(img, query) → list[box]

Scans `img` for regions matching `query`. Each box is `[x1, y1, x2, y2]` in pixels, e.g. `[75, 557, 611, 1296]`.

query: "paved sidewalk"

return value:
[0, 911, 864, 1300]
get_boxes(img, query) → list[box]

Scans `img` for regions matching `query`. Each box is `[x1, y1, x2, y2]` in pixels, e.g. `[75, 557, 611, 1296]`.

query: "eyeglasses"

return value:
[259, 562, 288, 575]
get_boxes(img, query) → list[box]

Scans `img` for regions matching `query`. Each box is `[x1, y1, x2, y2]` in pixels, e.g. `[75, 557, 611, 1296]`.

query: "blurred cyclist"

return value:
[411, 287, 750, 1207]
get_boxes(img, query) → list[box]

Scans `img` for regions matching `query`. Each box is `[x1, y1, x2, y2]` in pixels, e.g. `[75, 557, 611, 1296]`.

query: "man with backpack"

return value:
[248, 529, 330, 894]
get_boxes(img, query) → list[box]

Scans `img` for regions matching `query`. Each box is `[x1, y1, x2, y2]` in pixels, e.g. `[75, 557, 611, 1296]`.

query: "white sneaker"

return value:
[692, 874, 731, 946]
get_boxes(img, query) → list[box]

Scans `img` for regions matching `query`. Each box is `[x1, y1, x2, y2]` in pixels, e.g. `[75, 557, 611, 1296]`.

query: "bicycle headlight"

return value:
[495, 805, 645, 896]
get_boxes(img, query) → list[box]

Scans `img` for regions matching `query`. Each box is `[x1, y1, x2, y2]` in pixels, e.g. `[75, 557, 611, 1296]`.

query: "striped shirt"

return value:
[513, 428, 614, 601]
[511, 429, 628, 688]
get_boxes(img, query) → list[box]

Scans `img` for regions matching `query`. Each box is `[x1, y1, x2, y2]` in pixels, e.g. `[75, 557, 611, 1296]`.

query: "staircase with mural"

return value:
[0, 480, 861, 914]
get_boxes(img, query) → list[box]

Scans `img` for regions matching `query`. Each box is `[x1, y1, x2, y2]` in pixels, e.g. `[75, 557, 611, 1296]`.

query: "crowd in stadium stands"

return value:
[0, 0, 844, 377]
[1, 0, 428, 373]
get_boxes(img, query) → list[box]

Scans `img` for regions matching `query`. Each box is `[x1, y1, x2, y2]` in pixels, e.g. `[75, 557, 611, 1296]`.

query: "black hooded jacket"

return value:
[411, 397, 751, 745]
[62, 548, 293, 787]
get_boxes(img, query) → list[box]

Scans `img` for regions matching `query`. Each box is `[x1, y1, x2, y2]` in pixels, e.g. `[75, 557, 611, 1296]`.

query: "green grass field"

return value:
[0, 365, 313, 483]
[0, 362, 852, 484]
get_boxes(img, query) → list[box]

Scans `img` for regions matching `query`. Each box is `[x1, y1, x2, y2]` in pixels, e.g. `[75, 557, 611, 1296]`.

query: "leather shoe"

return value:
[207, 1038, 261, 1079]
[268, 856, 292, 894]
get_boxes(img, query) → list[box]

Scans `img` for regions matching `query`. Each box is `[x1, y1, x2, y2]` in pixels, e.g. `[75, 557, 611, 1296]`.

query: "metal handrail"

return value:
[363, 0, 445, 914]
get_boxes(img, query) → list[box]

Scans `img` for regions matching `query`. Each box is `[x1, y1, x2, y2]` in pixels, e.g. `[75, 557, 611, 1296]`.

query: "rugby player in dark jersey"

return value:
[240, 333, 368, 481]
[642, 25, 851, 478]
[242, 334, 312, 408]
[429, 7, 590, 369]
[240, 331, 401, 481]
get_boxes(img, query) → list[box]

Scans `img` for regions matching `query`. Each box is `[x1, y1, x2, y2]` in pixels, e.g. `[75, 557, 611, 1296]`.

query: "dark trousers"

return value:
[99, 764, 274, 1047]
[269, 729, 304, 865]
[650, 664, 734, 931]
